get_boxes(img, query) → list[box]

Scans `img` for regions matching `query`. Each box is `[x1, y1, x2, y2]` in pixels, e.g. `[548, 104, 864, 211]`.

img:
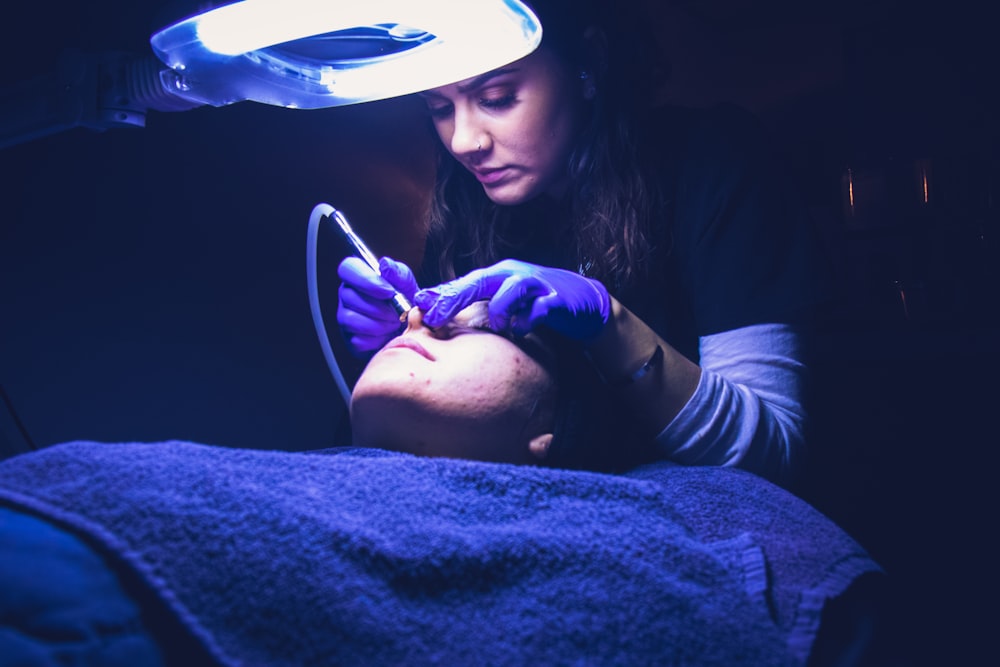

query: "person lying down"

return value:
[0, 303, 888, 667]
[350, 300, 647, 471]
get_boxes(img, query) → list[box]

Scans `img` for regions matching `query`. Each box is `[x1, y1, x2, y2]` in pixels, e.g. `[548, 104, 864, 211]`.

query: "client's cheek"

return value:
[477, 359, 541, 412]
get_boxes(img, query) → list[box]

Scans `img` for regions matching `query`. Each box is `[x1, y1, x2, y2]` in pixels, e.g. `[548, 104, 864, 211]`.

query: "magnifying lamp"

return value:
[152, 0, 542, 109]
[1, 0, 541, 149]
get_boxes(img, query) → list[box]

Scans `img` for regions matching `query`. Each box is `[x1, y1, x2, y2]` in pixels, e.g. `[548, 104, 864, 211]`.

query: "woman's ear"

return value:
[528, 433, 554, 460]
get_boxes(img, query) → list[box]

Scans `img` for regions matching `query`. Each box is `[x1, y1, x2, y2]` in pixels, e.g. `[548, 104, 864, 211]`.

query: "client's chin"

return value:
[349, 392, 539, 466]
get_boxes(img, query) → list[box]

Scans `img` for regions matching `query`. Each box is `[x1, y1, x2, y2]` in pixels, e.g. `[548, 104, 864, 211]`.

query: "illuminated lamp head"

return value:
[150, 0, 542, 109]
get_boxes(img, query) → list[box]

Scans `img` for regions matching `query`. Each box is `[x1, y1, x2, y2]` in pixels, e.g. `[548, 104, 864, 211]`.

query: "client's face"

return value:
[350, 302, 556, 464]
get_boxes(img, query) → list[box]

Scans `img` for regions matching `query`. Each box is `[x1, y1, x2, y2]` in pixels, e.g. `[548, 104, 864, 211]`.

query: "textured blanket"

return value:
[0, 441, 881, 666]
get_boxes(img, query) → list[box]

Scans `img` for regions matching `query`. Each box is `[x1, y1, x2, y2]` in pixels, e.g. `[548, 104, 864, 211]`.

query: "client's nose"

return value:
[404, 307, 427, 332]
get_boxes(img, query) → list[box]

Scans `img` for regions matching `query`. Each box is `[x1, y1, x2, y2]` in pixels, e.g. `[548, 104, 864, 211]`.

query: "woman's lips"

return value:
[472, 167, 510, 185]
[383, 337, 435, 361]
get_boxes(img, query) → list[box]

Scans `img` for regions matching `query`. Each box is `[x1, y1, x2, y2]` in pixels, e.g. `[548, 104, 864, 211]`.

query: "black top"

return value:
[424, 104, 832, 364]
[625, 104, 831, 361]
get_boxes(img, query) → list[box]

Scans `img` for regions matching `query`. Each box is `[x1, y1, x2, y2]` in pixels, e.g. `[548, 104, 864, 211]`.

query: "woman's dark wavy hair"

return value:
[422, 0, 669, 291]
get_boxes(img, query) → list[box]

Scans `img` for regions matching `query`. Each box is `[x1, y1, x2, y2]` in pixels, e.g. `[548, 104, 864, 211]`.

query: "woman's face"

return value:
[350, 303, 556, 464]
[420, 46, 588, 205]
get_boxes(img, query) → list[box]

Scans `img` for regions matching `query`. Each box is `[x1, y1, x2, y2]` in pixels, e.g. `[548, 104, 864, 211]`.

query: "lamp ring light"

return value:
[150, 0, 543, 109]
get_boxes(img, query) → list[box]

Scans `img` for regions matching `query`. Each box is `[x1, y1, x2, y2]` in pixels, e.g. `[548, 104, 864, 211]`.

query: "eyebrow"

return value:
[419, 67, 521, 98]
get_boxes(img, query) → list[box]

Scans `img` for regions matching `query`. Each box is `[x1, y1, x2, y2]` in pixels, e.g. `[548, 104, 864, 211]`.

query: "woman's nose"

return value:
[404, 307, 426, 332]
[450, 110, 485, 156]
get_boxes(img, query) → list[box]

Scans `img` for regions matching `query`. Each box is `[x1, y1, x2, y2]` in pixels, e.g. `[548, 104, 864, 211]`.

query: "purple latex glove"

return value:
[414, 259, 611, 340]
[337, 256, 419, 356]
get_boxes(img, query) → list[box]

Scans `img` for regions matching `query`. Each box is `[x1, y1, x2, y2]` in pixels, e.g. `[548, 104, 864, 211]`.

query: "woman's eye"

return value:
[464, 315, 492, 331]
[433, 322, 483, 339]
[426, 103, 453, 119]
[430, 316, 492, 340]
[479, 93, 516, 111]
[431, 301, 493, 339]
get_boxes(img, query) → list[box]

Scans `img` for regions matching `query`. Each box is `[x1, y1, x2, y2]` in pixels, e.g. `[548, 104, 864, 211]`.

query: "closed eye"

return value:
[431, 317, 494, 340]
[479, 92, 516, 111]
[418, 91, 451, 119]
[426, 104, 452, 119]
[431, 301, 503, 340]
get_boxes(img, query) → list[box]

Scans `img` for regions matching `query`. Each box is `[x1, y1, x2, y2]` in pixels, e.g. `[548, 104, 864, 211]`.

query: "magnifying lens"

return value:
[150, 0, 543, 109]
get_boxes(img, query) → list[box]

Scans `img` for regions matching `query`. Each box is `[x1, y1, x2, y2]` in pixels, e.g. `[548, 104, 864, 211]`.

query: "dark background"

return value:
[1, 1, 996, 664]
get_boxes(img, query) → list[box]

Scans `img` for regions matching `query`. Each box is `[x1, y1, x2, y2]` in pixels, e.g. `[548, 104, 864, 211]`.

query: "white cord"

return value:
[307, 202, 352, 408]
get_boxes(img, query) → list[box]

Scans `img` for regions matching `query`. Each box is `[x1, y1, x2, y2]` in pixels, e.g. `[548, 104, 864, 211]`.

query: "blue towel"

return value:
[0, 441, 880, 666]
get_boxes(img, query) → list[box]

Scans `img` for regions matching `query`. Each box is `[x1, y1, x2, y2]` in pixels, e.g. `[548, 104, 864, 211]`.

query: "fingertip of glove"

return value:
[377, 256, 399, 274]
[413, 290, 433, 309]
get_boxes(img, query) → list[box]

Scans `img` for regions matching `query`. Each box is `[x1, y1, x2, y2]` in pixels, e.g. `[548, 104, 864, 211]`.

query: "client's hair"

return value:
[537, 333, 650, 473]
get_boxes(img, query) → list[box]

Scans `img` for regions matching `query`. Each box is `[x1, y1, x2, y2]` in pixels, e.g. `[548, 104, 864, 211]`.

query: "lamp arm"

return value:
[0, 48, 203, 151]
